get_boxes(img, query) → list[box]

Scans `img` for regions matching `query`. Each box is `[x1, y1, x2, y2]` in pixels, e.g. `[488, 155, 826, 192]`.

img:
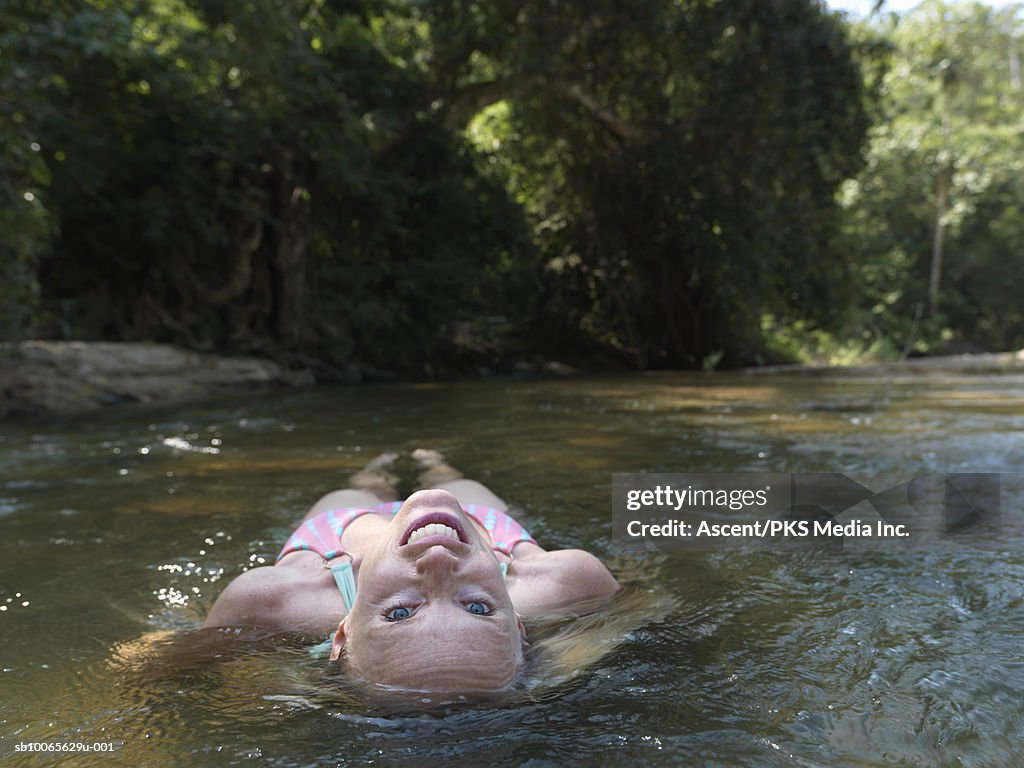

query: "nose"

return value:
[415, 545, 460, 576]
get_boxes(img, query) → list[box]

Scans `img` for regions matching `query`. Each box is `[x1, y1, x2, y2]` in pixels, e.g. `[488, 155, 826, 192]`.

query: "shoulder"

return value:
[510, 548, 619, 616]
[202, 565, 306, 629]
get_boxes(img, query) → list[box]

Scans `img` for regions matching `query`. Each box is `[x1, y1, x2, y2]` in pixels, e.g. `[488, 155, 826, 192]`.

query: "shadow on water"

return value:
[2, 372, 1024, 766]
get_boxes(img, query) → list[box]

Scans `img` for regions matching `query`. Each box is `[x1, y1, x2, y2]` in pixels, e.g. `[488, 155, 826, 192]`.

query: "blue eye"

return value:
[385, 606, 412, 621]
[467, 601, 490, 615]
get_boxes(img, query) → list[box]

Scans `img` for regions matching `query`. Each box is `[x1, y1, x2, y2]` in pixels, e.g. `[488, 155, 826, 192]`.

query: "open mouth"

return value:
[400, 511, 468, 546]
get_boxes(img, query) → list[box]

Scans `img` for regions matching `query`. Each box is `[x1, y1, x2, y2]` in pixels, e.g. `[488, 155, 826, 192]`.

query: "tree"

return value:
[842, 1, 1024, 353]
[7, 0, 531, 368]
[0, 0, 60, 337]
[3, 0, 874, 371]
[451, 0, 872, 366]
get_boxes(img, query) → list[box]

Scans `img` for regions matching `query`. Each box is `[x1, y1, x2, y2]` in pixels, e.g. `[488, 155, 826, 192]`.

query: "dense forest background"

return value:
[2, 0, 1022, 375]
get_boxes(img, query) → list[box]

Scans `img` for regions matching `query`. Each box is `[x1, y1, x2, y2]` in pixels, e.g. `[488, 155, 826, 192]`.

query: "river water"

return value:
[1, 372, 1022, 766]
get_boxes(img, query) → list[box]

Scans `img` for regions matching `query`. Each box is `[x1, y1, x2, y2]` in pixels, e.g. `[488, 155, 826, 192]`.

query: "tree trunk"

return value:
[929, 67, 954, 317]
[270, 152, 310, 346]
[929, 165, 951, 317]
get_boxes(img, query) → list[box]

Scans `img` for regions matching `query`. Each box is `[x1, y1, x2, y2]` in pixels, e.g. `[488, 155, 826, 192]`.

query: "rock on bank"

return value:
[0, 341, 312, 421]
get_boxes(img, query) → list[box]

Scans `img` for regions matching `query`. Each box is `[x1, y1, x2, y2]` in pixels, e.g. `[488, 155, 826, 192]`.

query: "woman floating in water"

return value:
[203, 450, 620, 694]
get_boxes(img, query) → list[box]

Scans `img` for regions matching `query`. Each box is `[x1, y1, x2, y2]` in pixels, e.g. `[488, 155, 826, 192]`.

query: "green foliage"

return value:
[0, 1, 58, 337]
[2, 0, 879, 370]
[0, 0, 534, 368]
[464, 0, 871, 367]
[842, 1, 1024, 354]
[762, 314, 894, 366]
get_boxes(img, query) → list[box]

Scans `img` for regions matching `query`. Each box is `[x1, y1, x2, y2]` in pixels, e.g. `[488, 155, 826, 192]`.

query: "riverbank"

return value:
[742, 349, 1024, 377]
[4, 340, 1024, 423]
[0, 341, 313, 422]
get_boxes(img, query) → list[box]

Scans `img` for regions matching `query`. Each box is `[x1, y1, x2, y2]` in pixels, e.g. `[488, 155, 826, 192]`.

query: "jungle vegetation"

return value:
[2, 0, 1022, 373]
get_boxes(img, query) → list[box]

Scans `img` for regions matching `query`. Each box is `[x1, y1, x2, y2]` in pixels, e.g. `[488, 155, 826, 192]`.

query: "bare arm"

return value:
[203, 566, 291, 628]
[203, 562, 347, 635]
[509, 549, 619, 617]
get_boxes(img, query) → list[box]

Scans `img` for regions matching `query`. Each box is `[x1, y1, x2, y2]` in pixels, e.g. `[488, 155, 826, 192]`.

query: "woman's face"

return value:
[330, 489, 525, 692]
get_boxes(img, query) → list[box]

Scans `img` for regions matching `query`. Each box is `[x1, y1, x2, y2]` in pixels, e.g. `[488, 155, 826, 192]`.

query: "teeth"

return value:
[408, 523, 459, 544]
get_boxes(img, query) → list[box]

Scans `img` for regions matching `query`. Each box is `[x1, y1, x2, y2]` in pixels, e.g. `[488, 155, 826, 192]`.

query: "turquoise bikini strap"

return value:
[327, 557, 357, 612]
[311, 557, 356, 660]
